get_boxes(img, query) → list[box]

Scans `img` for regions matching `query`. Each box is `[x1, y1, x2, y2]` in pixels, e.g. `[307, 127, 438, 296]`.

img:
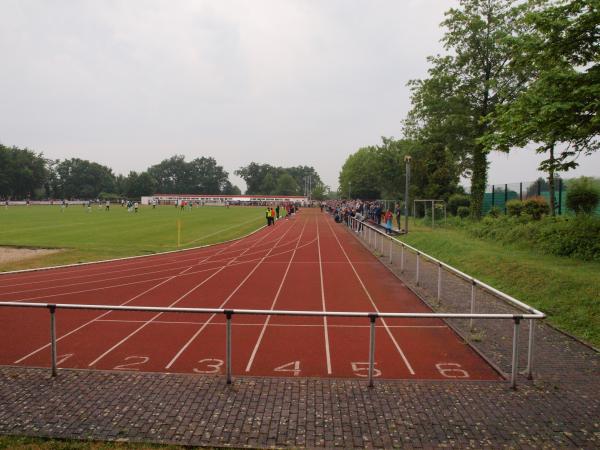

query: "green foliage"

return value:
[275, 173, 299, 195]
[487, 206, 501, 218]
[0, 144, 48, 199]
[457, 206, 470, 218]
[53, 158, 116, 199]
[506, 199, 524, 216]
[523, 196, 550, 220]
[566, 176, 600, 214]
[235, 163, 321, 196]
[448, 194, 470, 215]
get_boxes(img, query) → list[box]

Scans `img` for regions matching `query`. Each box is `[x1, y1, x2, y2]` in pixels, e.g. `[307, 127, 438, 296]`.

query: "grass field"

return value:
[401, 219, 600, 348]
[0, 205, 265, 272]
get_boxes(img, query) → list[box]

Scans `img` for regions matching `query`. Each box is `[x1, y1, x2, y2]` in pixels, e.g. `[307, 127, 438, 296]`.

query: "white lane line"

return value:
[165, 220, 300, 370]
[0, 220, 268, 284]
[12, 229, 257, 365]
[2, 235, 315, 302]
[96, 319, 447, 329]
[324, 215, 416, 375]
[245, 218, 308, 372]
[316, 216, 333, 375]
[184, 216, 262, 244]
[87, 222, 284, 368]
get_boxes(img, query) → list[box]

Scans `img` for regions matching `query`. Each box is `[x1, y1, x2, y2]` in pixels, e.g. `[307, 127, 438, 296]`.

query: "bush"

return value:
[523, 197, 549, 220]
[487, 206, 501, 218]
[506, 199, 524, 217]
[566, 177, 600, 214]
[448, 194, 470, 215]
[457, 206, 470, 218]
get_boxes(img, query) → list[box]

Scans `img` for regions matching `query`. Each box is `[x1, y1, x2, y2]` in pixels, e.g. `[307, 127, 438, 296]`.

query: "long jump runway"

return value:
[0, 209, 500, 381]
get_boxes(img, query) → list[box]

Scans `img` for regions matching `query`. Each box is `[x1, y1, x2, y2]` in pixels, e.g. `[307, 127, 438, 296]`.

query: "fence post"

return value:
[469, 280, 476, 331]
[537, 180, 541, 196]
[380, 232, 384, 255]
[510, 317, 521, 389]
[225, 310, 233, 384]
[368, 314, 377, 388]
[492, 185, 495, 208]
[526, 319, 535, 380]
[416, 252, 420, 286]
[520, 182, 523, 201]
[48, 304, 57, 377]
[504, 184, 508, 214]
[389, 238, 393, 264]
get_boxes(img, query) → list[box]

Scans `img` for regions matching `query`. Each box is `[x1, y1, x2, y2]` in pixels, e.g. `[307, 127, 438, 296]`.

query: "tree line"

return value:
[340, 0, 598, 218]
[0, 144, 326, 200]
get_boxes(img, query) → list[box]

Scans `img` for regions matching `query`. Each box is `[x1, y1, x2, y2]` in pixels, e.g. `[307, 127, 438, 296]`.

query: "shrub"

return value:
[448, 194, 470, 215]
[506, 199, 524, 217]
[457, 206, 470, 218]
[487, 206, 501, 218]
[566, 177, 600, 214]
[523, 197, 549, 220]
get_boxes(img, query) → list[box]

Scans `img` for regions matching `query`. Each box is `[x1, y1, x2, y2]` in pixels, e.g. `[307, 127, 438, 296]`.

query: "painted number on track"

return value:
[193, 358, 224, 374]
[274, 361, 301, 376]
[351, 362, 381, 378]
[114, 356, 149, 371]
[435, 363, 469, 378]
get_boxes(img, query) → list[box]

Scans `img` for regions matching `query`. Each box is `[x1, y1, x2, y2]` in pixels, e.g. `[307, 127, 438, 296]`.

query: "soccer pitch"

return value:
[0, 204, 265, 271]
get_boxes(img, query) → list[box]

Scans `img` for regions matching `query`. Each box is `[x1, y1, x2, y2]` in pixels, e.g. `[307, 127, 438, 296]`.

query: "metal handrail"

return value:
[347, 216, 544, 316]
[0, 300, 541, 388]
[345, 215, 546, 388]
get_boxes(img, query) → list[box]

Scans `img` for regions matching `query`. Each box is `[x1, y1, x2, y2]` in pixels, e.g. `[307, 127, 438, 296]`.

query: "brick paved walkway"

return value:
[1, 225, 599, 448]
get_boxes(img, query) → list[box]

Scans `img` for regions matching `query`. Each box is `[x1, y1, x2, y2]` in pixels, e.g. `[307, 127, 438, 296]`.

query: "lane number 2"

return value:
[114, 356, 149, 371]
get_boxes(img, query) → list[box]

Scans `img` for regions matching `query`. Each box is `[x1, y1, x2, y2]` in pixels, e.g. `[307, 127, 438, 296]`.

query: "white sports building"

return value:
[141, 194, 309, 206]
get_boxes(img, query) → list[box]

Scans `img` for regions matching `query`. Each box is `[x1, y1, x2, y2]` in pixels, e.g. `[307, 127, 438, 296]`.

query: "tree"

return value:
[408, 0, 533, 218]
[0, 144, 48, 199]
[148, 155, 230, 194]
[124, 171, 157, 198]
[481, 0, 600, 215]
[338, 147, 382, 199]
[275, 173, 299, 195]
[53, 158, 115, 199]
[236, 163, 323, 195]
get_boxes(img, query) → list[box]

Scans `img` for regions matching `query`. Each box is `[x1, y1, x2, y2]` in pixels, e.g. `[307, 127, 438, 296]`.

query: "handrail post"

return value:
[511, 317, 521, 389]
[368, 314, 377, 388]
[48, 304, 57, 377]
[388, 237, 393, 264]
[469, 280, 476, 330]
[225, 310, 233, 384]
[400, 244, 405, 273]
[437, 263, 442, 304]
[380, 232, 384, 255]
[526, 319, 535, 380]
[416, 252, 420, 286]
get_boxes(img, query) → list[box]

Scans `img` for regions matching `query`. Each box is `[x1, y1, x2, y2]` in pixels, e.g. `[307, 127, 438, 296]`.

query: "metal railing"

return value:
[345, 215, 545, 386]
[0, 299, 542, 388]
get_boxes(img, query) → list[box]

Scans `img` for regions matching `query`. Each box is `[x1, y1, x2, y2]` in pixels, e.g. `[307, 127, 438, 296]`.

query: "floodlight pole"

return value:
[404, 155, 411, 234]
[349, 181, 351, 200]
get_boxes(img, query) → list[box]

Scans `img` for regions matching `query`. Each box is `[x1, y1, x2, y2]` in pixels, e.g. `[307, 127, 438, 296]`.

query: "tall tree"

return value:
[53, 158, 116, 199]
[481, 0, 600, 215]
[275, 173, 299, 195]
[408, 0, 532, 217]
[0, 144, 48, 199]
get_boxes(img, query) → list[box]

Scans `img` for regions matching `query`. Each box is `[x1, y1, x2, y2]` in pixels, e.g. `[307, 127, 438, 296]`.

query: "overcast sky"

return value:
[1, 0, 598, 192]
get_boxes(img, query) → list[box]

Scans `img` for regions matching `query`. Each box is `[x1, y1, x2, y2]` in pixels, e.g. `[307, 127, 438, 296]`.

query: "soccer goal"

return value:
[413, 199, 446, 227]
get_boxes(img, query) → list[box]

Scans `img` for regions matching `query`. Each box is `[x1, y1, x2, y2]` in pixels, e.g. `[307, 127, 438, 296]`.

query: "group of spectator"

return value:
[325, 200, 403, 234]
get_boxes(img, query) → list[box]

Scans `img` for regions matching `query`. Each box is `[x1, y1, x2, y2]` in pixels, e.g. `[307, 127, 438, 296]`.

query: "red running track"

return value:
[0, 209, 501, 381]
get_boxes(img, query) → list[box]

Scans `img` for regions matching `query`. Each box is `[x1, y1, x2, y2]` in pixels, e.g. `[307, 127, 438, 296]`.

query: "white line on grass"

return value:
[244, 218, 308, 372]
[324, 215, 416, 375]
[165, 220, 300, 370]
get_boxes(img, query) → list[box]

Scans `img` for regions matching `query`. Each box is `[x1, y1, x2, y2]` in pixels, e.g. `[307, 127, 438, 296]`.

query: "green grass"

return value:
[0, 205, 265, 272]
[401, 219, 600, 348]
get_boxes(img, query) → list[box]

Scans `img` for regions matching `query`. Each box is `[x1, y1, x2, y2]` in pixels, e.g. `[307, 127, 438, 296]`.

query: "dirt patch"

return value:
[0, 247, 63, 265]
